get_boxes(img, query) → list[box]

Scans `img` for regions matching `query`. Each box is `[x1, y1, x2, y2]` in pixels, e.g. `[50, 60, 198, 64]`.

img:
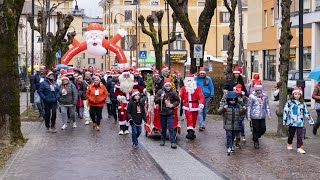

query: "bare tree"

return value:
[276, 0, 293, 136]
[0, 0, 25, 144]
[223, 0, 237, 77]
[27, 1, 76, 69]
[138, 10, 177, 70]
[166, 0, 217, 73]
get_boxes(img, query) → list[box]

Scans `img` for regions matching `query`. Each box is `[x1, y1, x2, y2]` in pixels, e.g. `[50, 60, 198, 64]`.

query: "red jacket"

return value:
[86, 83, 108, 107]
[180, 85, 205, 111]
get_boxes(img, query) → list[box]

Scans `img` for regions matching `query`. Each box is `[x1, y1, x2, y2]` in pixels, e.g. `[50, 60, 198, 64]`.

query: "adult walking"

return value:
[34, 64, 46, 118]
[154, 78, 180, 149]
[224, 66, 248, 97]
[86, 75, 108, 131]
[59, 74, 78, 130]
[38, 70, 59, 133]
[312, 81, 320, 135]
[106, 71, 119, 123]
[194, 67, 214, 131]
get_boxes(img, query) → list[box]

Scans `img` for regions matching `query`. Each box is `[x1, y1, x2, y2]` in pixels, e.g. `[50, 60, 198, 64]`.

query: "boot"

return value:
[313, 127, 317, 135]
[191, 130, 196, 139]
[186, 130, 193, 140]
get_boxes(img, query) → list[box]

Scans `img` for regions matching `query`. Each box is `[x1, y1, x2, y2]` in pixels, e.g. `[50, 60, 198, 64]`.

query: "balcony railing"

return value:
[59, 8, 85, 16]
[316, 0, 320, 11]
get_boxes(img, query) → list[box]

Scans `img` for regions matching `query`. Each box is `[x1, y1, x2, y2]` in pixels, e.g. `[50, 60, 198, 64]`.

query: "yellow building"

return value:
[99, 0, 248, 70]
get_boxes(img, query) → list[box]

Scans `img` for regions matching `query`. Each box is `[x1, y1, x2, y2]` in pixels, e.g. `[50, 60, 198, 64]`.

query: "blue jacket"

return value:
[194, 76, 214, 98]
[106, 79, 118, 102]
[34, 73, 45, 91]
[283, 100, 314, 127]
[38, 78, 59, 104]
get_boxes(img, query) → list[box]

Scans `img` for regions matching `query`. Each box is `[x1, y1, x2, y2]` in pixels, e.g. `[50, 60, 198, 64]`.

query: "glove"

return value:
[117, 95, 123, 102]
[199, 104, 204, 110]
[143, 88, 147, 94]
[128, 119, 133, 125]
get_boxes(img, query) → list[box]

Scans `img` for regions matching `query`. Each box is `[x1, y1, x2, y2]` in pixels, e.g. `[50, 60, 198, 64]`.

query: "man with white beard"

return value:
[115, 69, 145, 135]
[180, 74, 205, 140]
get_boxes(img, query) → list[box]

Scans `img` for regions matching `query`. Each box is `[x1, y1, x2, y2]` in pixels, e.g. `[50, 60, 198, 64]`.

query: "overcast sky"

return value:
[77, 0, 103, 18]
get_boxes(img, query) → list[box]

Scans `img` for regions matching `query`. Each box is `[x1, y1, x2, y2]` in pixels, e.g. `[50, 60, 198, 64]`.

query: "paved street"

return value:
[1, 89, 320, 179]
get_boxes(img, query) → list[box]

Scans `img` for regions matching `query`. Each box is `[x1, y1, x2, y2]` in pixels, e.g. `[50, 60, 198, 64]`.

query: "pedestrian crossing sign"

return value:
[139, 50, 147, 59]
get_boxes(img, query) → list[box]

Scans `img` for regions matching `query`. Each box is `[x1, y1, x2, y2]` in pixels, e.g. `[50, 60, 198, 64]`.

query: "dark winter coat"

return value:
[224, 76, 249, 97]
[153, 78, 164, 94]
[154, 88, 180, 116]
[126, 99, 146, 125]
[106, 78, 119, 102]
[34, 72, 45, 91]
[38, 78, 59, 104]
[218, 102, 245, 131]
[78, 81, 88, 100]
[312, 82, 320, 103]
[135, 76, 145, 88]
[59, 82, 78, 105]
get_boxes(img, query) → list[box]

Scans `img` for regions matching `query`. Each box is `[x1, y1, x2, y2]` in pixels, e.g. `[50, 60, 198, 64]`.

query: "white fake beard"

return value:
[184, 81, 197, 94]
[119, 74, 135, 94]
[86, 38, 107, 56]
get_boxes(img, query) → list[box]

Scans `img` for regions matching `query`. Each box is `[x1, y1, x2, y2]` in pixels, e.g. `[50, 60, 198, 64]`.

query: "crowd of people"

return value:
[33, 64, 319, 155]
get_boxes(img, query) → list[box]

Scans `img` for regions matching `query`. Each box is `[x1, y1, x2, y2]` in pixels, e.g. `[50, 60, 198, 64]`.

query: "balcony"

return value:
[316, 0, 320, 11]
[59, 8, 85, 17]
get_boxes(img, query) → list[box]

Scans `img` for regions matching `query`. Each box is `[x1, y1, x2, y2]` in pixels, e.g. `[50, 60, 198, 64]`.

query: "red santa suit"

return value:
[180, 74, 205, 139]
[114, 70, 145, 134]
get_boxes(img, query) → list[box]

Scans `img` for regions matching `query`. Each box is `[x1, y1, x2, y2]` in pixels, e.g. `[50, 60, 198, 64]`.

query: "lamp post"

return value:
[133, 0, 139, 68]
[165, 0, 171, 70]
[297, 0, 305, 98]
[107, 0, 112, 69]
[30, 0, 35, 104]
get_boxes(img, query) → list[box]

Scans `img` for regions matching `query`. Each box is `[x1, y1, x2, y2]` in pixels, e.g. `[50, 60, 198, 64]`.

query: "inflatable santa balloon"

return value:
[61, 23, 129, 68]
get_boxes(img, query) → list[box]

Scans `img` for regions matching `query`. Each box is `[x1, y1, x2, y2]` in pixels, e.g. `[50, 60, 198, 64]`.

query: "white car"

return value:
[287, 69, 311, 104]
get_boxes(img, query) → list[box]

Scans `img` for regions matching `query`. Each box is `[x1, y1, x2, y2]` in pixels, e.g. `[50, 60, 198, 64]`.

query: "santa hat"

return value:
[131, 89, 140, 98]
[46, 70, 53, 77]
[253, 81, 263, 91]
[233, 66, 242, 74]
[174, 70, 181, 76]
[78, 74, 83, 78]
[67, 69, 74, 75]
[161, 66, 169, 72]
[40, 64, 46, 69]
[85, 23, 108, 37]
[74, 73, 79, 78]
[184, 74, 194, 82]
[292, 87, 303, 95]
[52, 65, 57, 70]
[153, 70, 159, 76]
[94, 69, 101, 75]
[133, 68, 139, 75]
[121, 67, 130, 74]
[83, 66, 88, 70]
[253, 79, 262, 86]
[61, 74, 69, 81]
[234, 84, 243, 95]
[253, 73, 260, 80]
[106, 70, 111, 74]
[199, 67, 206, 74]
[163, 78, 172, 86]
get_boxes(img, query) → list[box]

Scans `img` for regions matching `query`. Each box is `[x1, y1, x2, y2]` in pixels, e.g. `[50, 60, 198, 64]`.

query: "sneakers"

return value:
[61, 124, 67, 130]
[51, 127, 57, 133]
[132, 144, 138, 149]
[160, 141, 165, 146]
[85, 120, 90, 125]
[235, 143, 241, 149]
[287, 144, 293, 150]
[47, 128, 52, 132]
[254, 142, 259, 149]
[124, 130, 130, 134]
[297, 148, 306, 154]
[227, 148, 232, 156]
[242, 136, 246, 143]
[96, 126, 100, 131]
[231, 146, 235, 152]
[73, 122, 77, 128]
[119, 130, 124, 135]
[199, 127, 204, 131]
[171, 143, 177, 149]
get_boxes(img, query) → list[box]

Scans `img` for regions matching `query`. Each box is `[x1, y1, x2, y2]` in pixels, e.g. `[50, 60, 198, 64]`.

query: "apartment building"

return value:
[99, 0, 248, 71]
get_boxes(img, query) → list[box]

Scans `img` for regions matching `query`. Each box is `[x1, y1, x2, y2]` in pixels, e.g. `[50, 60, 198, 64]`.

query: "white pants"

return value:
[83, 100, 91, 121]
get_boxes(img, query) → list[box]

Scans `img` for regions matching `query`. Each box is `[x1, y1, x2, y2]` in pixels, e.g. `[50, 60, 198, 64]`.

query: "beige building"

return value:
[99, 0, 248, 71]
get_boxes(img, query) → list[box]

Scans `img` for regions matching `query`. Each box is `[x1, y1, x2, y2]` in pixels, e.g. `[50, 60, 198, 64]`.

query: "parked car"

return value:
[273, 69, 311, 103]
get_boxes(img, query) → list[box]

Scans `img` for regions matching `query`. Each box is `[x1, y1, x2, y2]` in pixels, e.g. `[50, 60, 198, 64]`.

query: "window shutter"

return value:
[169, 41, 174, 49]
[223, 35, 228, 50]
[132, 35, 137, 50]
[220, 12, 223, 23]
[182, 40, 186, 50]
[121, 39, 125, 49]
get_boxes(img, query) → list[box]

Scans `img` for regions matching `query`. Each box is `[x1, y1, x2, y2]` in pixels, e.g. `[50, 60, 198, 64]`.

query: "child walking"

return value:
[127, 89, 146, 149]
[218, 91, 246, 155]
[283, 87, 314, 154]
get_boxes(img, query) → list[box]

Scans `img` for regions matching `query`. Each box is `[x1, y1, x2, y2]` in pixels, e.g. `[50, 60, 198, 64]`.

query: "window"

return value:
[222, 35, 228, 51]
[151, 11, 158, 23]
[171, 40, 186, 50]
[220, 12, 230, 23]
[124, 0, 133, 5]
[270, 8, 274, 26]
[198, 1, 205, 6]
[88, 58, 95, 64]
[124, 10, 132, 21]
[121, 35, 137, 51]
[151, 0, 159, 5]
[264, 10, 268, 28]
[304, 0, 310, 12]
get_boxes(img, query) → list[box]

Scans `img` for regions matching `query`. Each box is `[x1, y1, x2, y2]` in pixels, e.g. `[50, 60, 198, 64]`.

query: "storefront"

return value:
[263, 50, 276, 81]
[289, 48, 296, 70]
[303, 47, 311, 69]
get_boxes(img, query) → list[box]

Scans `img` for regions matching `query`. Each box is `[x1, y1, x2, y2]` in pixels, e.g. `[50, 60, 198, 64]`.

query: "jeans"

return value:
[35, 91, 44, 116]
[107, 103, 112, 117]
[239, 115, 245, 136]
[252, 119, 266, 143]
[83, 100, 91, 121]
[77, 107, 84, 119]
[131, 123, 142, 146]
[44, 103, 57, 129]
[314, 110, 320, 130]
[198, 97, 210, 128]
[160, 115, 176, 144]
[60, 105, 76, 124]
[90, 106, 103, 125]
[111, 101, 118, 121]
[288, 126, 303, 148]
[226, 130, 238, 148]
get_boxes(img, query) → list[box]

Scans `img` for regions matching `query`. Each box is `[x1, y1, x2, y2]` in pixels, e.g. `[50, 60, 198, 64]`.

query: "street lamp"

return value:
[297, 0, 305, 97]
[164, 0, 171, 70]
[113, 13, 126, 24]
[74, 0, 79, 11]
[30, 0, 35, 104]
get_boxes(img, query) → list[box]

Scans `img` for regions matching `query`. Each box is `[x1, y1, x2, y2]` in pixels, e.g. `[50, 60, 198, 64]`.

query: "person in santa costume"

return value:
[180, 74, 205, 140]
[115, 68, 146, 135]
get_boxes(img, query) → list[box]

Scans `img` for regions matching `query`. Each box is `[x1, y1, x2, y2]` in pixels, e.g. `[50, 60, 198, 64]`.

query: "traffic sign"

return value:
[193, 44, 203, 58]
[196, 58, 200, 67]
[56, 50, 61, 59]
[139, 50, 147, 59]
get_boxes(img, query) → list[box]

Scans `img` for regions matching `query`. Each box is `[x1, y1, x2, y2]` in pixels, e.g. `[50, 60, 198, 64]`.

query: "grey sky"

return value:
[77, 0, 103, 18]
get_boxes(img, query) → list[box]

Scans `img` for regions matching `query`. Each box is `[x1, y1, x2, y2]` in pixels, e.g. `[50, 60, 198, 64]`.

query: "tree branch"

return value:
[146, 15, 157, 34]
[223, 0, 232, 13]
[138, 15, 157, 42]
[48, 2, 65, 16]
[198, 0, 216, 44]
[163, 36, 176, 45]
